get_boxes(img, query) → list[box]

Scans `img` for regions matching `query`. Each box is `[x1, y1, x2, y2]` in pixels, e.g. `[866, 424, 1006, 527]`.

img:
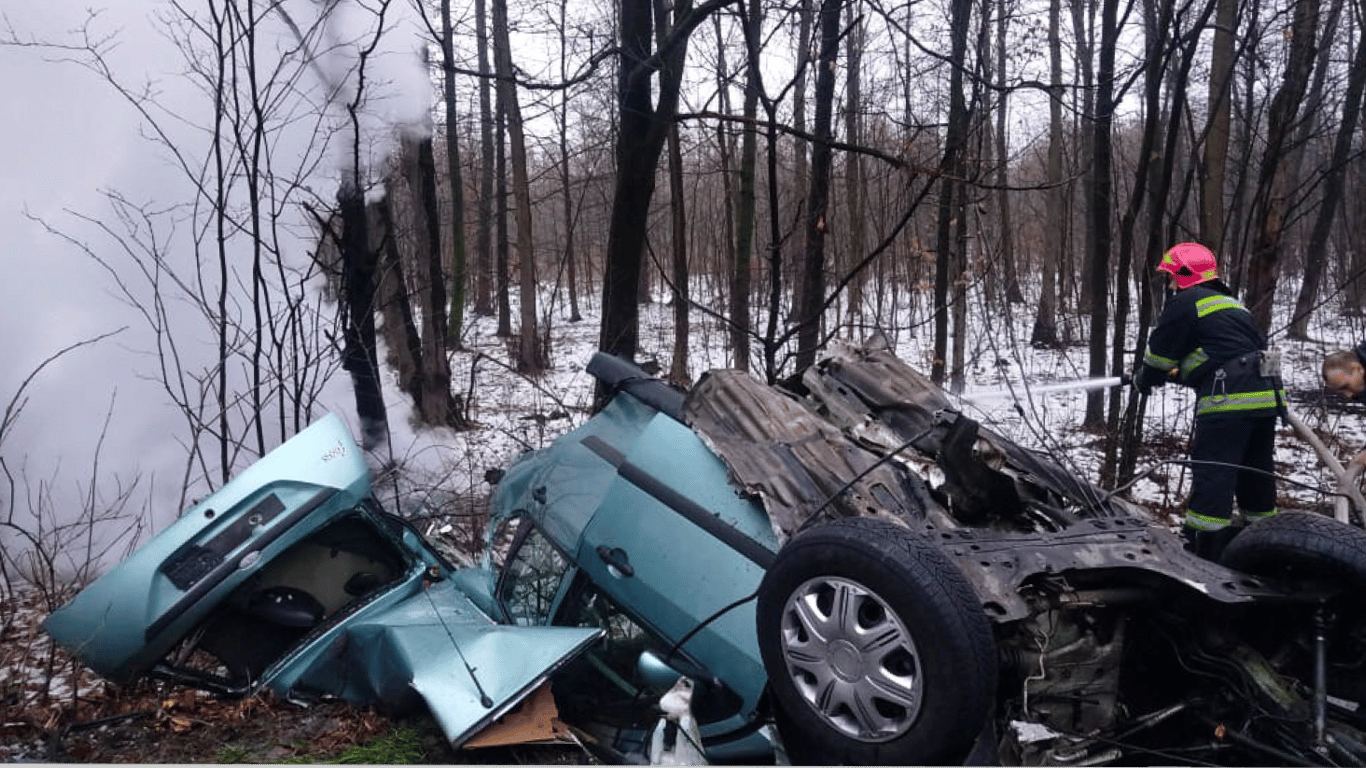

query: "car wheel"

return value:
[756, 516, 996, 765]
[1220, 512, 1366, 714]
[1221, 511, 1366, 585]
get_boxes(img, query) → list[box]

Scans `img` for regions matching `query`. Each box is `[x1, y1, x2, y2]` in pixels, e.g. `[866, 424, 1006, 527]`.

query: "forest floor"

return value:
[0, 581, 595, 765]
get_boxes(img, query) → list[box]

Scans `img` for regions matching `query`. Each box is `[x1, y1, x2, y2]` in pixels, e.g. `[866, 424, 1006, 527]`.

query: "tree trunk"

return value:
[789, 0, 812, 316]
[844, 0, 866, 326]
[559, 0, 582, 324]
[1069, 0, 1096, 320]
[994, 0, 1022, 306]
[1245, 0, 1320, 331]
[931, 0, 972, 385]
[338, 180, 387, 449]
[408, 133, 462, 427]
[1083, 0, 1118, 429]
[597, 0, 724, 380]
[494, 100, 512, 337]
[439, 0, 468, 346]
[1032, 0, 1063, 349]
[730, 0, 761, 372]
[794, 0, 843, 372]
[374, 191, 424, 418]
[473, 0, 495, 317]
[490, 0, 546, 373]
[667, 121, 691, 384]
[1200, 0, 1236, 248]
[1290, 3, 1366, 339]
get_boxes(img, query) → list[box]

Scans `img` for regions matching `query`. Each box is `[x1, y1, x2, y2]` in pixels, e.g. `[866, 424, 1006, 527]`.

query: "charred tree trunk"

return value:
[406, 134, 462, 427]
[338, 180, 387, 449]
[374, 193, 424, 413]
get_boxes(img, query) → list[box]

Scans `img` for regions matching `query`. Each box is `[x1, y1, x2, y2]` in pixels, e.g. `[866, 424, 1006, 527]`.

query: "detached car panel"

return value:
[43, 413, 376, 683]
[43, 413, 600, 749]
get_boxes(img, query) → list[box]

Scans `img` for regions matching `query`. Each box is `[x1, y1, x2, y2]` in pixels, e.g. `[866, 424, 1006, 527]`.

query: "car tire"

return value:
[755, 516, 996, 765]
[1221, 511, 1366, 586]
[1220, 512, 1366, 705]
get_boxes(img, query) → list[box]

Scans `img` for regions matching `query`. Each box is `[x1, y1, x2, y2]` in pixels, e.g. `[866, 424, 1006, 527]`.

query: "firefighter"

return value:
[1133, 242, 1286, 560]
[1322, 342, 1366, 402]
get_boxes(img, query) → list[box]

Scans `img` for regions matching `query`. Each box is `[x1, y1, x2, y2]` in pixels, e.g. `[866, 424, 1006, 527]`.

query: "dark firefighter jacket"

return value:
[1138, 283, 1286, 419]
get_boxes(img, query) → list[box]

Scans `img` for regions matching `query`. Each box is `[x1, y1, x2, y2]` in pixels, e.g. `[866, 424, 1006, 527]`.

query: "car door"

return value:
[572, 410, 776, 711]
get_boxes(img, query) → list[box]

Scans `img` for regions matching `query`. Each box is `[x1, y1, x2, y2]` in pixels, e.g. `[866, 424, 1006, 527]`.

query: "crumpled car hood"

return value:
[287, 578, 600, 748]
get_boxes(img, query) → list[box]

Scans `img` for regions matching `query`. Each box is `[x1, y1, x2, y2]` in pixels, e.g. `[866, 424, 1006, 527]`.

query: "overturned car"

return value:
[45, 341, 1366, 765]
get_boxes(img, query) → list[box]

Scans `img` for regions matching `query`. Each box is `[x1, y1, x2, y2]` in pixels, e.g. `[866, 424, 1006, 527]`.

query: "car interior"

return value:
[158, 508, 408, 691]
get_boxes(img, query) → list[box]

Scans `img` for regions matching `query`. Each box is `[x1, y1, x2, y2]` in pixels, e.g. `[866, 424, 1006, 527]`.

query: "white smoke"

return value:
[0, 0, 437, 578]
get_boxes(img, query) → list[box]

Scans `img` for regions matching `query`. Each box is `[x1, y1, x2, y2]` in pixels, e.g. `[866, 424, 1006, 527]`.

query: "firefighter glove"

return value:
[1134, 366, 1164, 396]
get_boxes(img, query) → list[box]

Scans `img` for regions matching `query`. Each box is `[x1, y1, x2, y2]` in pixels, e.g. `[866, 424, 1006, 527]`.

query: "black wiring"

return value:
[662, 590, 760, 671]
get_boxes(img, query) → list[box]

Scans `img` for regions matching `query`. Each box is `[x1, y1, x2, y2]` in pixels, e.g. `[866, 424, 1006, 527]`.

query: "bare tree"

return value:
[992, 0, 1023, 307]
[1200, 0, 1236, 249]
[1244, 0, 1321, 330]
[436, 0, 470, 344]
[473, 0, 496, 317]
[490, 0, 548, 373]
[930, 0, 973, 386]
[1032, 0, 1064, 349]
[1289, 0, 1366, 339]
[1081, 0, 1121, 429]
[597, 0, 738, 379]
[793, 0, 844, 372]
[730, 0, 763, 372]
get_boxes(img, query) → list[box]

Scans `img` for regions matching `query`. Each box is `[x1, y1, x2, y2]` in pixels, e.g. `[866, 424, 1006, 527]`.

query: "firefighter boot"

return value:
[1182, 526, 1241, 562]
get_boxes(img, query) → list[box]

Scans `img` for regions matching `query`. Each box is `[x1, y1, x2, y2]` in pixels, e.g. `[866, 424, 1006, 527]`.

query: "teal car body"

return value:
[43, 413, 600, 749]
[487, 387, 781, 760]
[49, 343, 1366, 766]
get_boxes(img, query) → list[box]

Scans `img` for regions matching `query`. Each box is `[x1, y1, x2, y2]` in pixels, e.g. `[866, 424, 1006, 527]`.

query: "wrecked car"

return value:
[46, 340, 1366, 765]
[41, 413, 603, 750]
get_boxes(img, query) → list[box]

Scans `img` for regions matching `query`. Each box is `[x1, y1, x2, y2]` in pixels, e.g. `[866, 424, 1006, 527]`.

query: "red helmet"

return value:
[1158, 242, 1219, 289]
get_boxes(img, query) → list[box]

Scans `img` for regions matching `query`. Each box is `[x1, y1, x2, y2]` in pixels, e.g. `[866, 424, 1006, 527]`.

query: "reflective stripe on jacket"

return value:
[1140, 284, 1282, 419]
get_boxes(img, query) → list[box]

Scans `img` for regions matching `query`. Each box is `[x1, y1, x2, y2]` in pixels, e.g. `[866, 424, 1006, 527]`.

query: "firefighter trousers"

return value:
[1183, 414, 1278, 531]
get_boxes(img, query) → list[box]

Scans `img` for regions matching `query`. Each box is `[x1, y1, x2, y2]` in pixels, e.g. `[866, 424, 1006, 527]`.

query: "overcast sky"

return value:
[1, 5, 173, 514]
[1, 2, 432, 567]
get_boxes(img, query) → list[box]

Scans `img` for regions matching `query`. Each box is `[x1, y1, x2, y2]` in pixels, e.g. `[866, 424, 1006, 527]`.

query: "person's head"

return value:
[1157, 242, 1219, 290]
[1323, 349, 1366, 400]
